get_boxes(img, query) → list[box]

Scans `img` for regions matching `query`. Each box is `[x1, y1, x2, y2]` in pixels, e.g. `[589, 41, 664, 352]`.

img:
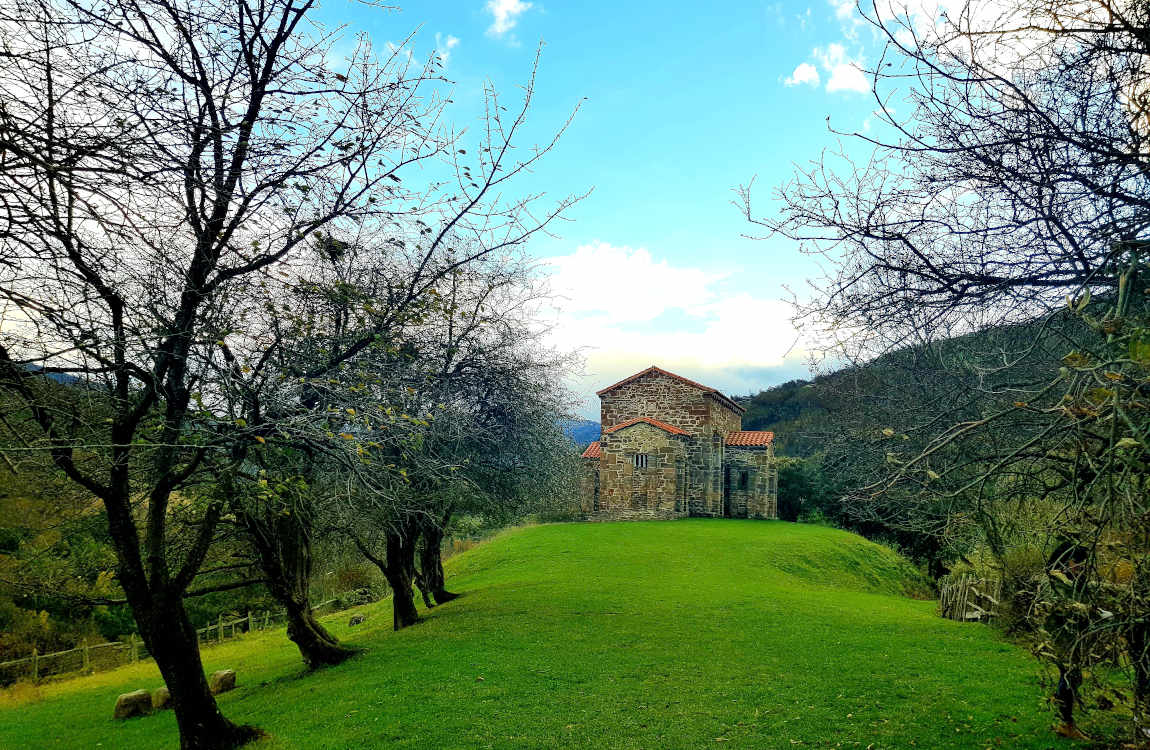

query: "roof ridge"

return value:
[602, 416, 689, 436]
[595, 366, 746, 414]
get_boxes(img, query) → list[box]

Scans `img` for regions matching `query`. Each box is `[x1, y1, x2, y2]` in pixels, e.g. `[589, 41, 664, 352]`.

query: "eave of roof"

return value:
[726, 430, 775, 447]
[602, 416, 689, 436]
[595, 365, 746, 415]
[580, 441, 601, 459]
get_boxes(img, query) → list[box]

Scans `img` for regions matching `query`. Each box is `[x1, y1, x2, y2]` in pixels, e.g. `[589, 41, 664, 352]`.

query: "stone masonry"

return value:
[580, 366, 777, 520]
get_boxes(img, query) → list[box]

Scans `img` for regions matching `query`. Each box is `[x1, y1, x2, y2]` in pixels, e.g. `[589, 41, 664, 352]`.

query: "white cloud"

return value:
[544, 242, 722, 323]
[816, 43, 869, 93]
[540, 242, 810, 416]
[784, 62, 820, 87]
[485, 0, 533, 37]
[828, 0, 864, 39]
[434, 33, 459, 68]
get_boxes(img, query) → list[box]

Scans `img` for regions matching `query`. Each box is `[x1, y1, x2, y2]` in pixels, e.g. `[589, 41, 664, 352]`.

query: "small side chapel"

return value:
[579, 366, 778, 520]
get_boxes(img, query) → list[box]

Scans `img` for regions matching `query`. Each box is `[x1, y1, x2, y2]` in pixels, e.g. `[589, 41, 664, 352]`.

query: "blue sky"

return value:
[314, 0, 886, 417]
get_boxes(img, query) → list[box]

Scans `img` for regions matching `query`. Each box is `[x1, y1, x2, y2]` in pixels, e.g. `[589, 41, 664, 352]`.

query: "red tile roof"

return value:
[595, 366, 745, 414]
[726, 431, 775, 447]
[602, 417, 690, 436]
[580, 441, 601, 459]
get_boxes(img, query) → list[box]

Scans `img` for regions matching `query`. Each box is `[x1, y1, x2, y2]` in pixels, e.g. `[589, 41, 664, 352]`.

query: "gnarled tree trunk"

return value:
[1131, 558, 1150, 744]
[419, 511, 459, 605]
[354, 517, 421, 630]
[386, 519, 422, 629]
[241, 502, 356, 669]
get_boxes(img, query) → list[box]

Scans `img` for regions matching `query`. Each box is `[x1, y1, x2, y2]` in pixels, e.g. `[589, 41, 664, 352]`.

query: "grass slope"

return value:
[0, 521, 1058, 749]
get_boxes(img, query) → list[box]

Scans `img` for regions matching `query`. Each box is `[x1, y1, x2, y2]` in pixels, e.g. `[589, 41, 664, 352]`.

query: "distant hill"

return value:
[562, 418, 600, 447]
[735, 306, 1092, 458]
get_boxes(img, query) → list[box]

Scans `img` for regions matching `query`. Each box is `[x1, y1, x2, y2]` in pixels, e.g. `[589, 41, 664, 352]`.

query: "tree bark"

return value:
[240, 501, 356, 669]
[138, 597, 263, 750]
[1052, 664, 1086, 739]
[419, 513, 459, 605]
[353, 518, 421, 630]
[385, 520, 421, 629]
[282, 596, 355, 669]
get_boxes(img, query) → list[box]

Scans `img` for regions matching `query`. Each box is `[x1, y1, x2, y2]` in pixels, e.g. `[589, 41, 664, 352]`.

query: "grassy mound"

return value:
[0, 520, 1056, 748]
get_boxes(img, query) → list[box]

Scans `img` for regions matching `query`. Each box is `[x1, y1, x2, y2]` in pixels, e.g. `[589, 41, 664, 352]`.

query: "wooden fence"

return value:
[938, 573, 1002, 622]
[0, 594, 351, 686]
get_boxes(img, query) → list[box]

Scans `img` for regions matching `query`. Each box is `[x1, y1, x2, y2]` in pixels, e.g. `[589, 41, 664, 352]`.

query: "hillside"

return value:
[737, 309, 1095, 458]
[0, 521, 1058, 749]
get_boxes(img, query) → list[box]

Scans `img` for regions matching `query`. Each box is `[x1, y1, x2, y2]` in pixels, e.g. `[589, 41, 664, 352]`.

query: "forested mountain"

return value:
[736, 379, 830, 458]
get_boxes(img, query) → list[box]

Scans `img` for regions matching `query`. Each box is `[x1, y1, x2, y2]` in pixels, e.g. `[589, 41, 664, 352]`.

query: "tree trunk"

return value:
[419, 515, 459, 605]
[240, 501, 356, 669]
[1131, 558, 1150, 743]
[1052, 664, 1086, 739]
[413, 566, 435, 609]
[282, 596, 355, 669]
[385, 521, 421, 629]
[138, 598, 262, 750]
[1131, 621, 1150, 743]
[352, 517, 421, 630]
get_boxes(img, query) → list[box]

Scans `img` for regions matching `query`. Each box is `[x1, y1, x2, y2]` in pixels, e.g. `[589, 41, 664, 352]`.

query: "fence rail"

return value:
[939, 573, 1002, 622]
[0, 594, 349, 687]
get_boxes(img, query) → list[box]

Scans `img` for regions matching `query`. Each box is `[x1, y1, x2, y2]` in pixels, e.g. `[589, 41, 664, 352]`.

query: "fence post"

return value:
[218, 614, 224, 643]
[130, 634, 138, 663]
[263, 611, 270, 630]
[31, 647, 38, 681]
[247, 610, 253, 634]
[82, 639, 90, 672]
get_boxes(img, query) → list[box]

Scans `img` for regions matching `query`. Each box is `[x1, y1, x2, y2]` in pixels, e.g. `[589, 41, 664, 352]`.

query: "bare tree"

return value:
[0, 0, 580, 744]
[324, 249, 577, 630]
[740, 0, 1150, 741]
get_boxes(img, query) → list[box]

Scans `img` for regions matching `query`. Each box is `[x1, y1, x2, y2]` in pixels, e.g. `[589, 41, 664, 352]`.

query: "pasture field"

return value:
[0, 521, 1066, 748]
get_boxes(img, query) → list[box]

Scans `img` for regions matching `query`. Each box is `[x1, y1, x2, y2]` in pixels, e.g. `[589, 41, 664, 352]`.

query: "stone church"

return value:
[579, 366, 778, 520]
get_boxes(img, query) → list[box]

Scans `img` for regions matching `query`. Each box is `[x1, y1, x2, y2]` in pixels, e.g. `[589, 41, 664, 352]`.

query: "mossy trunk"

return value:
[384, 521, 421, 629]
[1131, 559, 1150, 744]
[355, 517, 422, 630]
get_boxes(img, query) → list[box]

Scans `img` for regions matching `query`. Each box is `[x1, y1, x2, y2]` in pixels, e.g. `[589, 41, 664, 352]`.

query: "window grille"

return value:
[633, 453, 649, 469]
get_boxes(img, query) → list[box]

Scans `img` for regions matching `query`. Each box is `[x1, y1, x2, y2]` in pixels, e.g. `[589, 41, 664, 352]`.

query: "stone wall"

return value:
[708, 397, 743, 436]
[600, 371, 742, 436]
[595, 422, 688, 520]
[600, 371, 745, 516]
[579, 458, 600, 514]
[724, 445, 777, 519]
[686, 431, 725, 517]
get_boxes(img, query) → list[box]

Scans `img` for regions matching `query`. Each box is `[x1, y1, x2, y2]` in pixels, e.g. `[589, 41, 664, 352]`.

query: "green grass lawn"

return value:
[0, 520, 1066, 749]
